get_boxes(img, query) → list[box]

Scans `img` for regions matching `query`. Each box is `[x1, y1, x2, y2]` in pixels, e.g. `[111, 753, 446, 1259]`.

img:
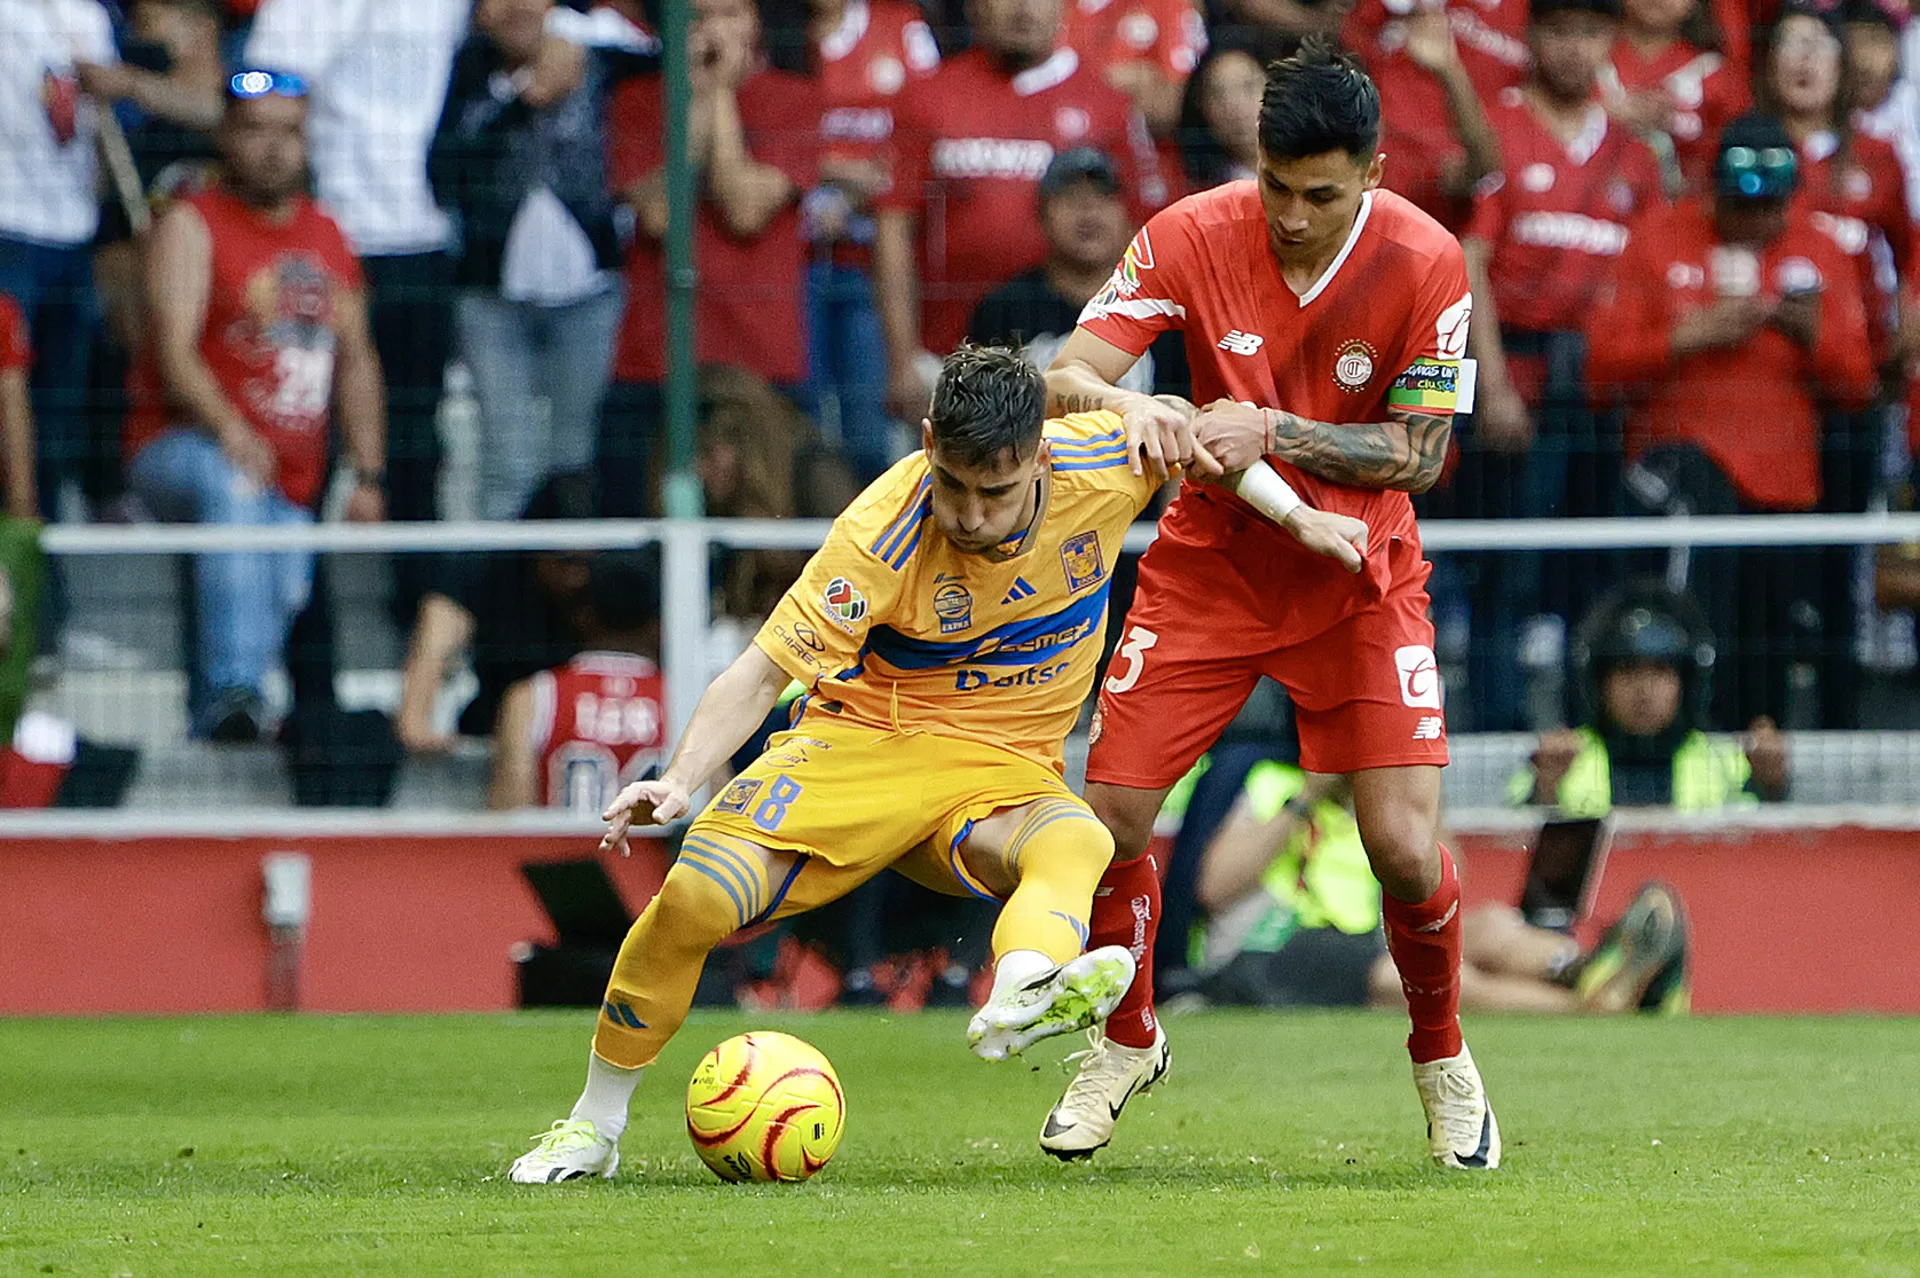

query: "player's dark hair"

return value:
[927, 344, 1048, 469]
[1257, 37, 1381, 162]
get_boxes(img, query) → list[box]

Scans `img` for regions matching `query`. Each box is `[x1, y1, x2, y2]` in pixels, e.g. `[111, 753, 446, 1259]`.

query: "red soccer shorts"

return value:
[1087, 509, 1449, 789]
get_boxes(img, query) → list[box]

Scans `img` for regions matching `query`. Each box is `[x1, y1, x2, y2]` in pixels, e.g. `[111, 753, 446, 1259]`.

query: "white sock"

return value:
[990, 949, 1056, 1001]
[569, 1052, 643, 1141]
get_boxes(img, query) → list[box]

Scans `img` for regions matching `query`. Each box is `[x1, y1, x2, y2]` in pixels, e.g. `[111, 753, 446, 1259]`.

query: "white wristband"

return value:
[1234, 460, 1303, 524]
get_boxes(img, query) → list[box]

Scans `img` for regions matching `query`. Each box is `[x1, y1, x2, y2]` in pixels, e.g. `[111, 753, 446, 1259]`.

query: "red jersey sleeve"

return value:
[1075, 204, 1196, 355]
[1386, 239, 1475, 417]
[0, 296, 26, 373]
[608, 76, 665, 192]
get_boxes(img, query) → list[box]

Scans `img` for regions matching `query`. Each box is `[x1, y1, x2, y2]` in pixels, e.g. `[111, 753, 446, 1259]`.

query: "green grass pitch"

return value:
[3, 1010, 1917, 1275]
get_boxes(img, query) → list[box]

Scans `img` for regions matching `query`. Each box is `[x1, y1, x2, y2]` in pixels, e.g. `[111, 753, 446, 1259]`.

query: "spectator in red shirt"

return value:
[874, 0, 1166, 418]
[805, 0, 941, 483]
[1587, 113, 1877, 725]
[1445, 0, 1667, 730]
[1345, 0, 1508, 230]
[1603, 0, 1748, 191]
[128, 73, 387, 742]
[1063, 0, 1209, 135]
[601, 0, 820, 514]
[0, 296, 36, 521]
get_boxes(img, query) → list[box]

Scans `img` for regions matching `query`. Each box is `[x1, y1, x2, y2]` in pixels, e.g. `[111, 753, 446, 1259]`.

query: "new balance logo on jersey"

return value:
[1217, 330, 1265, 355]
[1002, 576, 1038, 605]
[1413, 716, 1445, 741]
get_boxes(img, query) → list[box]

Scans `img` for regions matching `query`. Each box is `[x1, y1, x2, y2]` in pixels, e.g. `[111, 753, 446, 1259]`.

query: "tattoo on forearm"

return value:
[1051, 392, 1110, 416]
[1262, 409, 1452, 493]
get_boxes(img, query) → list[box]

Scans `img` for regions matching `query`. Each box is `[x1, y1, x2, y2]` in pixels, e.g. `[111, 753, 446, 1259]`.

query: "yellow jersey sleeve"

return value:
[1046, 410, 1161, 517]
[753, 464, 927, 688]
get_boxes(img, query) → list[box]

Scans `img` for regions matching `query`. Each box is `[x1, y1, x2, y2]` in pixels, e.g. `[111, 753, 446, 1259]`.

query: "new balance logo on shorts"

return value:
[1413, 716, 1444, 741]
[1217, 330, 1264, 355]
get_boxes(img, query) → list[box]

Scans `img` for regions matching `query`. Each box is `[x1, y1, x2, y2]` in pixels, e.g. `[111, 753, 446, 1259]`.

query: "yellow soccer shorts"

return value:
[692, 712, 1084, 905]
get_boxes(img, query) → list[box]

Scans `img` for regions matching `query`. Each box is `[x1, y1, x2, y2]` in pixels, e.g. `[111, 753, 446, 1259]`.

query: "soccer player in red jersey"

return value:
[874, 0, 1166, 416]
[490, 554, 666, 813]
[1043, 39, 1501, 1169]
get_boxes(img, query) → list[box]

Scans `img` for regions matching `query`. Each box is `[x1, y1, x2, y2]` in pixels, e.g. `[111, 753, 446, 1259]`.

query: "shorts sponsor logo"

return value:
[934, 582, 973, 634]
[1088, 702, 1104, 745]
[955, 660, 1069, 691]
[714, 776, 764, 814]
[1395, 645, 1443, 709]
[1333, 339, 1377, 392]
[1060, 530, 1106, 593]
[822, 577, 868, 631]
[1413, 715, 1445, 740]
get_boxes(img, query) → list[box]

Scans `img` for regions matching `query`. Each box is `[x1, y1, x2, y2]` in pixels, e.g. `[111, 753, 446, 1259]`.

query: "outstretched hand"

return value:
[1281, 507, 1370, 574]
[601, 778, 693, 857]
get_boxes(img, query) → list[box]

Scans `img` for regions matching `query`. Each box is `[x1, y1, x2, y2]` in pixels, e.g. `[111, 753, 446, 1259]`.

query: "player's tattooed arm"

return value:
[1261, 407, 1453, 494]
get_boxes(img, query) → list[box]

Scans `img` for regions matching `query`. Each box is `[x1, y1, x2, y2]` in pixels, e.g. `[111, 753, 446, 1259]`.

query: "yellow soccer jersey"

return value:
[755, 411, 1158, 773]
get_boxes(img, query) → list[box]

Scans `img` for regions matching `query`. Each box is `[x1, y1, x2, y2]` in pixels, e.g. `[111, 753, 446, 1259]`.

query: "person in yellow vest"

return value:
[1180, 753, 1691, 1014]
[1513, 581, 1788, 815]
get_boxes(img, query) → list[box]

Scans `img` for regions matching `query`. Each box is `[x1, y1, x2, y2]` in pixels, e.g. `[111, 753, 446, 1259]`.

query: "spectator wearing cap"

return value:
[1601, 0, 1749, 191]
[968, 147, 1187, 401]
[874, 0, 1166, 419]
[1341, 0, 1512, 231]
[600, 0, 819, 515]
[0, 0, 116, 518]
[1586, 112, 1876, 726]
[805, 0, 942, 485]
[126, 72, 387, 742]
[429, 0, 659, 523]
[1445, 0, 1667, 730]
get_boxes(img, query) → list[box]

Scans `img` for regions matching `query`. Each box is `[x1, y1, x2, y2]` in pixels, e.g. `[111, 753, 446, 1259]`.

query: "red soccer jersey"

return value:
[1077, 183, 1472, 641]
[528, 651, 666, 813]
[817, 0, 940, 165]
[1585, 199, 1876, 509]
[1348, 0, 1531, 230]
[1064, 0, 1207, 84]
[1468, 93, 1667, 335]
[609, 68, 820, 385]
[1796, 130, 1915, 364]
[881, 46, 1167, 353]
[0, 294, 26, 373]
[1603, 38, 1747, 192]
[123, 188, 362, 510]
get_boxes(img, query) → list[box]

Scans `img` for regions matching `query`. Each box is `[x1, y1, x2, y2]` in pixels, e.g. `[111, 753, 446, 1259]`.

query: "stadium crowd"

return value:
[6, 0, 1920, 761]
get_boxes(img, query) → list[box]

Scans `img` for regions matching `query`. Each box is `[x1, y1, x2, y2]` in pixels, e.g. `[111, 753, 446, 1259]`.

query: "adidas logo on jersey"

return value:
[1217, 330, 1264, 355]
[1002, 577, 1037, 605]
[1412, 716, 1445, 741]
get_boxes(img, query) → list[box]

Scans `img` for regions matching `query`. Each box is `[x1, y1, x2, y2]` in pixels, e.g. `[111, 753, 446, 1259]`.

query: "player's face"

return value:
[1602, 661, 1683, 737]
[222, 94, 309, 205]
[1254, 147, 1385, 266]
[922, 431, 1051, 553]
[1770, 15, 1842, 120]
[1530, 12, 1616, 103]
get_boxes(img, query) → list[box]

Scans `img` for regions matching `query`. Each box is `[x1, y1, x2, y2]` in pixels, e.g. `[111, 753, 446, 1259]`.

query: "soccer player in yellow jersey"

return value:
[509, 346, 1368, 1183]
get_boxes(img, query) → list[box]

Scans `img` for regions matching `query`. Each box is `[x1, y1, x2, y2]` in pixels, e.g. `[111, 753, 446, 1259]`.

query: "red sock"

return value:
[1087, 852, 1161, 1049]
[1381, 844, 1464, 1064]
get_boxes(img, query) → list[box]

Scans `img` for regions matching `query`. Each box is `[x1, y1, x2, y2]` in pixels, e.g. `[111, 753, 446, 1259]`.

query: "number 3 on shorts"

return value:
[751, 775, 804, 832]
[1104, 625, 1158, 695]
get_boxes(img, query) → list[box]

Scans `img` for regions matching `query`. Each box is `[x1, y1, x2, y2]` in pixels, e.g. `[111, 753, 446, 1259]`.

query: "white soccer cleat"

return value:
[1037, 1025, 1170, 1160]
[967, 946, 1137, 1062]
[508, 1118, 620, 1184]
[1413, 1045, 1501, 1170]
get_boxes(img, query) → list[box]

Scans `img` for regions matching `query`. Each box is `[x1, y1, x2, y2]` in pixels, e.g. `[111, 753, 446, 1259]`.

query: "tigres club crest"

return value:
[1060, 531, 1106, 594]
[1333, 339, 1377, 393]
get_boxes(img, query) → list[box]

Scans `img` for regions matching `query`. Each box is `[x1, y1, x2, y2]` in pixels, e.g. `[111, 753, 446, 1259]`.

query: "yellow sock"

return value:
[989, 798, 1114, 966]
[593, 833, 774, 1069]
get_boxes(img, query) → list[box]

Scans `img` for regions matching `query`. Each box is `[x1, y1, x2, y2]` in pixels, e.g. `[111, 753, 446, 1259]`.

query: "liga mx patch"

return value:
[822, 577, 868, 631]
[1388, 358, 1462, 413]
[1059, 531, 1105, 594]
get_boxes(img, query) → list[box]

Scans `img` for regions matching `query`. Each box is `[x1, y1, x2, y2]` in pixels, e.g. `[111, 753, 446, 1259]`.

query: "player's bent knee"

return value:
[1086, 782, 1163, 862]
[651, 851, 765, 948]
